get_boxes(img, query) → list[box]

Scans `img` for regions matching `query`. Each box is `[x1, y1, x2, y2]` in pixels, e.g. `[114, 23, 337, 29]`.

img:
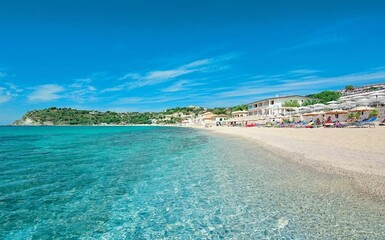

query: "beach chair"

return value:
[379, 119, 385, 126]
[305, 122, 315, 128]
[334, 121, 348, 128]
[355, 117, 377, 128]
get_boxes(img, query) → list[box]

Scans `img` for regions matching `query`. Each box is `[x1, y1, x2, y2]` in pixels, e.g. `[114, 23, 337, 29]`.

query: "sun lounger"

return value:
[334, 121, 348, 128]
[354, 117, 377, 128]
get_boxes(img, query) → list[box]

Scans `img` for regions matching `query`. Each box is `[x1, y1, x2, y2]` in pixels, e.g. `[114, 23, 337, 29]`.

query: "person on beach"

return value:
[326, 116, 332, 123]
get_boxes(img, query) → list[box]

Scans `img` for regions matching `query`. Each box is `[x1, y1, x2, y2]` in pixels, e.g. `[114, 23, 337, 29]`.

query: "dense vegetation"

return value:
[282, 100, 300, 108]
[14, 105, 248, 125]
[303, 90, 342, 106]
[16, 107, 158, 125]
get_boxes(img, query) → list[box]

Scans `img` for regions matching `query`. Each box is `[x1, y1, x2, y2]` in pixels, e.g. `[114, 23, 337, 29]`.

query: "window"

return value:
[271, 100, 274, 104]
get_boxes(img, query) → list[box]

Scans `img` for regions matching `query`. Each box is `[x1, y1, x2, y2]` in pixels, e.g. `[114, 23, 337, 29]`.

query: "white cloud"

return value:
[145, 69, 193, 81]
[162, 80, 206, 93]
[162, 80, 190, 92]
[217, 68, 385, 98]
[112, 55, 232, 91]
[68, 78, 97, 103]
[0, 72, 7, 79]
[113, 92, 204, 106]
[113, 97, 143, 104]
[289, 69, 320, 75]
[102, 86, 125, 93]
[28, 84, 65, 102]
[118, 73, 141, 81]
[0, 82, 21, 104]
[0, 88, 12, 103]
[119, 60, 205, 90]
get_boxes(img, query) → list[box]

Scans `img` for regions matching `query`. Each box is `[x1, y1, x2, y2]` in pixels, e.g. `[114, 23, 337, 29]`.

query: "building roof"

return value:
[232, 110, 248, 114]
[202, 111, 213, 115]
[247, 95, 311, 105]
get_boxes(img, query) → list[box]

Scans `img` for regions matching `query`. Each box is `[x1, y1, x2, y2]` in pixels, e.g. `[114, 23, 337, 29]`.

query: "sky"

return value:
[1, 0, 385, 124]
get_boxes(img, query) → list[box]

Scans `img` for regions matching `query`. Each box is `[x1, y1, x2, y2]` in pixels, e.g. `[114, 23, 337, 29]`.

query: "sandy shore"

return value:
[198, 126, 385, 198]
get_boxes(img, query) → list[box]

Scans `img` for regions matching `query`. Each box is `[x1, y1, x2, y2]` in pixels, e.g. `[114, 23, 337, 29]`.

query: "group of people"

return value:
[308, 116, 334, 126]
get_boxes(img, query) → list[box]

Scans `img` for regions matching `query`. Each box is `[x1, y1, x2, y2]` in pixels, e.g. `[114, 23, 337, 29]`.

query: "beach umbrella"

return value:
[355, 98, 371, 106]
[303, 112, 320, 116]
[349, 106, 375, 112]
[341, 102, 357, 110]
[298, 106, 310, 113]
[326, 109, 348, 115]
[326, 109, 348, 119]
[313, 103, 326, 107]
[369, 92, 385, 97]
[312, 103, 326, 110]
[327, 100, 338, 104]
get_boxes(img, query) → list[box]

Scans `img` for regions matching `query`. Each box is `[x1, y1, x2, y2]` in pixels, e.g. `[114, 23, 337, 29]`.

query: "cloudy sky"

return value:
[1, 0, 385, 124]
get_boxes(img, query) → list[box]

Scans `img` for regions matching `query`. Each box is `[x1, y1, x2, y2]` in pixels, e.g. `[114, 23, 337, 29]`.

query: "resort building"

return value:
[248, 95, 312, 116]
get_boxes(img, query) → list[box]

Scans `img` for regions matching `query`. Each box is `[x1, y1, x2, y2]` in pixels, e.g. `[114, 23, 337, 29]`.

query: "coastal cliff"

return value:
[13, 117, 54, 126]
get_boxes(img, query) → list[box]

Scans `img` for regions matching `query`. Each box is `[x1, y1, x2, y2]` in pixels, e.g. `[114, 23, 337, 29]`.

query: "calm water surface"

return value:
[0, 126, 384, 239]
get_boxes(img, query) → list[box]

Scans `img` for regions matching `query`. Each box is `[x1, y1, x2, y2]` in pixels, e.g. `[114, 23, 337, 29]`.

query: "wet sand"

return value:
[199, 126, 385, 198]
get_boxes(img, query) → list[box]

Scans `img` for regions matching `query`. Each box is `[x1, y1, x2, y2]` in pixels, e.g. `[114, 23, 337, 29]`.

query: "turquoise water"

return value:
[0, 126, 384, 239]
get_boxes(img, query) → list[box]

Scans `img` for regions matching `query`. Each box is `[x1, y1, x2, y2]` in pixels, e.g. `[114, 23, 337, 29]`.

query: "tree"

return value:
[302, 99, 320, 106]
[231, 104, 247, 112]
[282, 100, 300, 108]
[369, 109, 379, 117]
[345, 85, 354, 91]
[306, 91, 341, 104]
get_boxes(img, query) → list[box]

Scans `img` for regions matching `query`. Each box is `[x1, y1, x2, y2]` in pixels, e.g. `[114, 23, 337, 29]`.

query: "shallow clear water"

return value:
[0, 126, 384, 239]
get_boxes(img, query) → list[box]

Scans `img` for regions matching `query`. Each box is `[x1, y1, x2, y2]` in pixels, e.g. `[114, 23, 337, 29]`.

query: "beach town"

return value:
[176, 83, 385, 129]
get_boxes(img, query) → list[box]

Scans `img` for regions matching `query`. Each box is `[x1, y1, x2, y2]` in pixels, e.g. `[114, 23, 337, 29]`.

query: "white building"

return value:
[248, 95, 312, 116]
[231, 110, 248, 118]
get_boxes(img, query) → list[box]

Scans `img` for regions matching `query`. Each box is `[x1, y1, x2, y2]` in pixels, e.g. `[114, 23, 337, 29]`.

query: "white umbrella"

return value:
[312, 103, 326, 110]
[327, 100, 338, 104]
[349, 106, 375, 112]
[370, 92, 385, 97]
[325, 103, 340, 109]
[340, 101, 357, 109]
[313, 103, 326, 107]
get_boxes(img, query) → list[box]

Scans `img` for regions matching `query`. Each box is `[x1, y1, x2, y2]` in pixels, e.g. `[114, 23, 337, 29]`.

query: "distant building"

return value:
[196, 112, 214, 125]
[231, 110, 248, 118]
[213, 114, 228, 124]
[248, 95, 312, 116]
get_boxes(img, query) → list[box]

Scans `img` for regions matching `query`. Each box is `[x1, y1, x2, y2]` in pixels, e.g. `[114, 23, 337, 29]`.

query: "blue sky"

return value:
[1, 0, 385, 124]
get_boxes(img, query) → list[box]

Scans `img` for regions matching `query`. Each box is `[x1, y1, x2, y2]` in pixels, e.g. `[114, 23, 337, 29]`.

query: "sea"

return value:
[0, 126, 384, 239]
